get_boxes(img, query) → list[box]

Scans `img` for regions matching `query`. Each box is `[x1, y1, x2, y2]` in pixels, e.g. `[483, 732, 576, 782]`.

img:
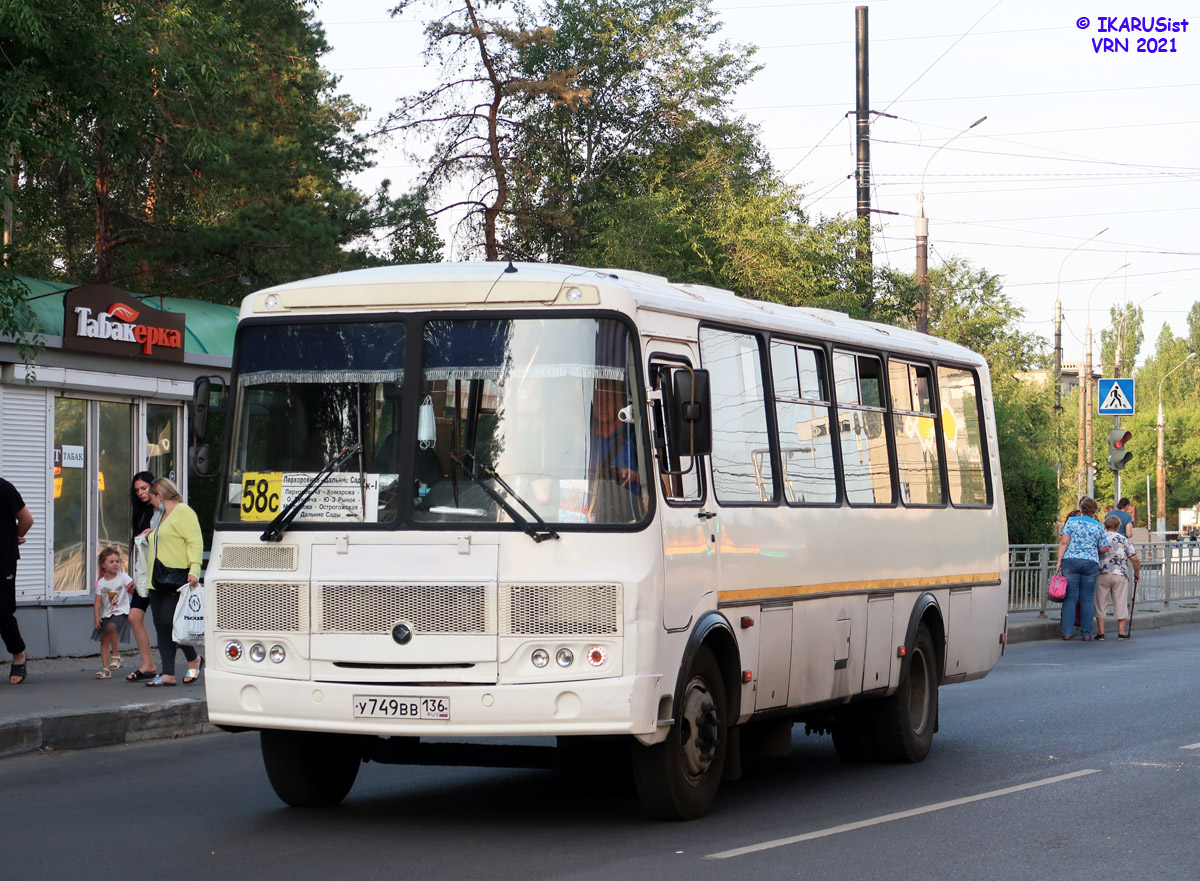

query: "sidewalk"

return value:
[3, 600, 1199, 760]
[0, 653, 212, 759]
[1003, 598, 1200, 643]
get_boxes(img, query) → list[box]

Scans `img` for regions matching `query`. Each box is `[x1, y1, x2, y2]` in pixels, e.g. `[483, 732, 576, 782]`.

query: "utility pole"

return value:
[915, 116, 985, 335]
[1053, 299, 1063, 494]
[1113, 330, 1124, 504]
[1077, 361, 1086, 499]
[1085, 332, 1094, 498]
[854, 6, 871, 301]
[1157, 352, 1197, 533]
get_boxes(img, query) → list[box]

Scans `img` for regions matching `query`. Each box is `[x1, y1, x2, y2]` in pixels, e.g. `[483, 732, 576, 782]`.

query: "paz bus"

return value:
[194, 262, 1008, 819]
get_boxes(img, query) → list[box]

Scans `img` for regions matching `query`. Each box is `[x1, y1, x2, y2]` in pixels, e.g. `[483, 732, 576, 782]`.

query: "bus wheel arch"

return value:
[632, 614, 738, 820]
[875, 599, 943, 763]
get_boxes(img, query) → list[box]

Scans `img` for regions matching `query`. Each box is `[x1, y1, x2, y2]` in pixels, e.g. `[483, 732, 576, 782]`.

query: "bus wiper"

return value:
[261, 443, 363, 542]
[449, 455, 560, 543]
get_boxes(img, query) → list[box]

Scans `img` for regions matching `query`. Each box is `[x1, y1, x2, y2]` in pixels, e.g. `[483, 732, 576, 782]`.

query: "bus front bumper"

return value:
[205, 670, 665, 738]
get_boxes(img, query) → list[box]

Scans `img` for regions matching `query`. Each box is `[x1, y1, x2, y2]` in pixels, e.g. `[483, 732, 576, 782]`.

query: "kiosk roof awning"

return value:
[14, 276, 238, 358]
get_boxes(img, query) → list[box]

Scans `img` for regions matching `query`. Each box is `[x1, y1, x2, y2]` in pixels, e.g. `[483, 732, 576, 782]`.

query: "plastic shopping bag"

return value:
[172, 582, 206, 646]
[132, 534, 151, 598]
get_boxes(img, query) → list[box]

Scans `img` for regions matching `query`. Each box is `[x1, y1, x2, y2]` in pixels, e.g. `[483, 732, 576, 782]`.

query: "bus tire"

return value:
[831, 705, 878, 763]
[260, 729, 361, 807]
[874, 623, 938, 763]
[631, 646, 727, 820]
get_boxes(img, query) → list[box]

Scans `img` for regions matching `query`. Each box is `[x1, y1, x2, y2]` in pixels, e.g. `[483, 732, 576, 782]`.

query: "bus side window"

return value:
[651, 362, 703, 503]
[699, 328, 775, 504]
[770, 340, 836, 504]
[889, 360, 945, 506]
[937, 365, 990, 506]
[833, 350, 893, 505]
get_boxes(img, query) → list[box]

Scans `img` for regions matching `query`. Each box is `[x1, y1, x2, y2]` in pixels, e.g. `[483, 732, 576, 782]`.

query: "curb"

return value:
[1007, 605, 1200, 644]
[0, 699, 215, 760]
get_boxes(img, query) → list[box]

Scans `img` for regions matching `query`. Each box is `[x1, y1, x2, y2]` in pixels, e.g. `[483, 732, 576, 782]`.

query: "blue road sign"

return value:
[1097, 378, 1135, 415]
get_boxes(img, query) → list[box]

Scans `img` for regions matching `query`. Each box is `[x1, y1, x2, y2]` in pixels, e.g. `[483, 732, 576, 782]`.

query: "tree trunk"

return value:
[94, 125, 112, 282]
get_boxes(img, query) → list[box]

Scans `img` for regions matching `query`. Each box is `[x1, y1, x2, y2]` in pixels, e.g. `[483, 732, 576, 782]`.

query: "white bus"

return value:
[196, 262, 1009, 819]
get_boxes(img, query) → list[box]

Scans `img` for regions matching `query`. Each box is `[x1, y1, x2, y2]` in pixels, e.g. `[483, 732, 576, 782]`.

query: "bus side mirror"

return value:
[190, 443, 213, 478]
[669, 368, 712, 457]
[192, 374, 226, 440]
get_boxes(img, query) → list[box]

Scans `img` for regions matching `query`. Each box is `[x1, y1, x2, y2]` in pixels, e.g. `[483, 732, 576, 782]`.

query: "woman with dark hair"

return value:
[1055, 496, 1110, 642]
[125, 471, 158, 680]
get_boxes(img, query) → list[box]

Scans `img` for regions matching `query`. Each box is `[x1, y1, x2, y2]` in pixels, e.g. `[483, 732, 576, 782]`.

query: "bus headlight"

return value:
[531, 649, 549, 668]
[586, 646, 607, 667]
[249, 643, 266, 663]
[555, 648, 574, 668]
[269, 645, 286, 664]
[225, 641, 243, 661]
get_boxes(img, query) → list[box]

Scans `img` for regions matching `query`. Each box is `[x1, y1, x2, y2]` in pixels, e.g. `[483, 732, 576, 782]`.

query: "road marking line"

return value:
[1180, 742, 1200, 750]
[705, 769, 1101, 860]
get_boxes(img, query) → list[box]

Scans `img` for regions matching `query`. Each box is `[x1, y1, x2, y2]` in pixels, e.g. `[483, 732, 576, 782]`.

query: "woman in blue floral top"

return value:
[1055, 497, 1110, 641]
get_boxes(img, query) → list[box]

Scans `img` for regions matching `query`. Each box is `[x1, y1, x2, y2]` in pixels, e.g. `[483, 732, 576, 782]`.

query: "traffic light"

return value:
[1107, 428, 1133, 471]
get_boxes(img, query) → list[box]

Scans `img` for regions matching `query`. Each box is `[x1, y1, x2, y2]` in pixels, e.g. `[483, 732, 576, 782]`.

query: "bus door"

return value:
[648, 351, 716, 632]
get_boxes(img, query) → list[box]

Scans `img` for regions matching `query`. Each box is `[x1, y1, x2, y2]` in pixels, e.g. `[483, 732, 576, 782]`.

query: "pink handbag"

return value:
[1048, 573, 1068, 602]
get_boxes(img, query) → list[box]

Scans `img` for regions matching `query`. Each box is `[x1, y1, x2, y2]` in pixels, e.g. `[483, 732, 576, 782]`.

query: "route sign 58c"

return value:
[240, 472, 282, 520]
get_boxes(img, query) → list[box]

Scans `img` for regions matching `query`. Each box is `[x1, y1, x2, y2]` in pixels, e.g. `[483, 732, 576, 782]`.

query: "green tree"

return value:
[503, 0, 758, 261]
[384, 0, 587, 260]
[921, 257, 1057, 542]
[2, 0, 435, 330]
[1099, 302, 1144, 378]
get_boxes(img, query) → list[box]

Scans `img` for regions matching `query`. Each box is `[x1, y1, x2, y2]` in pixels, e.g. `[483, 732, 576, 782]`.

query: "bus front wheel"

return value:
[632, 646, 728, 820]
[260, 729, 362, 807]
[874, 623, 938, 762]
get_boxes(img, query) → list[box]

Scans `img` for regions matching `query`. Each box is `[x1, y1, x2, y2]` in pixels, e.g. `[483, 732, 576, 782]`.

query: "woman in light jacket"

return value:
[144, 477, 204, 686]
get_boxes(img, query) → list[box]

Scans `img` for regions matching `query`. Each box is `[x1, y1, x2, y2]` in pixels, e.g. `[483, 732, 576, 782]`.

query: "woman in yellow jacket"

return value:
[144, 477, 204, 687]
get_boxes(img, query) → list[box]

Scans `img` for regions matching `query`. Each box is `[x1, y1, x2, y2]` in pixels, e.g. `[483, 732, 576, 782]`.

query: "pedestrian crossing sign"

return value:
[1097, 378, 1134, 415]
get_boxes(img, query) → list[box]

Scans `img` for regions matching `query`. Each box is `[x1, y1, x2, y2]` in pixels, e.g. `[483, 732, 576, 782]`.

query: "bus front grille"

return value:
[218, 544, 298, 571]
[500, 583, 622, 636]
[317, 584, 493, 634]
[214, 581, 307, 632]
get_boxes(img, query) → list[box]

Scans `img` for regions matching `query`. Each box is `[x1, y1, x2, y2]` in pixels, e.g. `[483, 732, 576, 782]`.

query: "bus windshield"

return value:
[222, 315, 649, 528]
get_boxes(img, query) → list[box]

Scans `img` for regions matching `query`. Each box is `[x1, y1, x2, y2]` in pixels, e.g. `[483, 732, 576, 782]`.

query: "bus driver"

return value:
[588, 382, 644, 523]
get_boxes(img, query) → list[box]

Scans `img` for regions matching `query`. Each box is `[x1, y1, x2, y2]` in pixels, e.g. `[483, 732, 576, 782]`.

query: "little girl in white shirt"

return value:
[92, 546, 134, 678]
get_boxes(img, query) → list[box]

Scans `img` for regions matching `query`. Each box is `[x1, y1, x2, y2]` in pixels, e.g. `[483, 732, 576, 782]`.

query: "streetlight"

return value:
[1157, 351, 1196, 534]
[915, 115, 986, 334]
[1082, 263, 1130, 497]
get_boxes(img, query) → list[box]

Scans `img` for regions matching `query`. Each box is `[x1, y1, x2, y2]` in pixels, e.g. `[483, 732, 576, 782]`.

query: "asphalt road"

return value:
[5, 627, 1199, 881]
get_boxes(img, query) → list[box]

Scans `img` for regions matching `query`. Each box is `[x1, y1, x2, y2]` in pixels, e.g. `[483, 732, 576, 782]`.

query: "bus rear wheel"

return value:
[260, 729, 362, 807]
[632, 646, 728, 820]
[874, 623, 938, 762]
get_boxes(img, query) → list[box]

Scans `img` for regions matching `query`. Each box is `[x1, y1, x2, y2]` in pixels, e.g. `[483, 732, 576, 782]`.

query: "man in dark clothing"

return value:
[1112, 497, 1134, 539]
[1, 476, 33, 684]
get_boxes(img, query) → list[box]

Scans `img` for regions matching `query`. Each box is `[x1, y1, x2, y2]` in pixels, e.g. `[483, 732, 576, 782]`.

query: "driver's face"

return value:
[592, 390, 623, 423]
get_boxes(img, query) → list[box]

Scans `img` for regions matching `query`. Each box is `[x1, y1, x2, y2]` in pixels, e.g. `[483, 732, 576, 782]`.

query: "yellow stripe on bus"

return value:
[717, 572, 1001, 603]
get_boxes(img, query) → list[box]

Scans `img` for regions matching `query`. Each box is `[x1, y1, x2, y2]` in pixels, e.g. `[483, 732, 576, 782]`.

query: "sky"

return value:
[314, 0, 1199, 370]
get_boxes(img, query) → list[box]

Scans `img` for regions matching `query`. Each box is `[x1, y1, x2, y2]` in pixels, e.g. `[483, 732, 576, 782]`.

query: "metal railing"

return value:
[1007, 542, 1200, 614]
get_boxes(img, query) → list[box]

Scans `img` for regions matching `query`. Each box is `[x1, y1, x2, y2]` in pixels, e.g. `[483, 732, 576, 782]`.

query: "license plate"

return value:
[353, 695, 451, 720]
